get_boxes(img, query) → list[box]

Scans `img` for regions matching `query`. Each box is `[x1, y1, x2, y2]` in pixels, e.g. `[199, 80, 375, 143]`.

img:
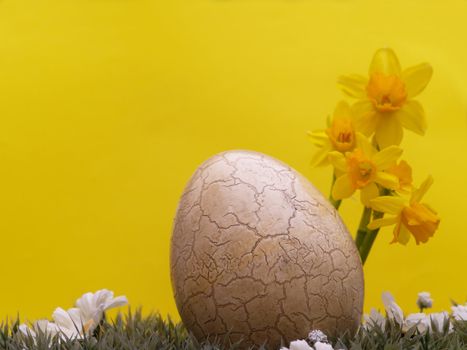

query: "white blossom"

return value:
[363, 308, 386, 330]
[19, 319, 63, 347]
[429, 311, 453, 333]
[308, 329, 328, 344]
[19, 320, 59, 339]
[314, 342, 334, 350]
[52, 307, 87, 339]
[403, 313, 428, 333]
[18, 289, 128, 346]
[452, 304, 467, 321]
[382, 292, 404, 325]
[75, 289, 128, 332]
[416, 292, 433, 310]
[289, 339, 314, 350]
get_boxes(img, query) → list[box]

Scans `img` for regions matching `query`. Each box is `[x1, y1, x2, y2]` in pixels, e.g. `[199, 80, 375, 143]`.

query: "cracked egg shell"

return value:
[170, 150, 364, 349]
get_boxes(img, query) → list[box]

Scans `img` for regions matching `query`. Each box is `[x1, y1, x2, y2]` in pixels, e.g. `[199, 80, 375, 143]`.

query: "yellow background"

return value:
[1, 0, 466, 322]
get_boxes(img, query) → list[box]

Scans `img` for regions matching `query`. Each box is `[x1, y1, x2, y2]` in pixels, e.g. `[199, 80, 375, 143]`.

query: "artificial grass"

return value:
[1, 310, 466, 350]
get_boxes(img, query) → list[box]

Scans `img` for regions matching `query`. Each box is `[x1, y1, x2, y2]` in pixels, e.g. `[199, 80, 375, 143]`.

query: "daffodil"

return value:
[328, 133, 402, 206]
[387, 160, 413, 194]
[368, 176, 440, 245]
[338, 48, 433, 148]
[308, 101, 356, 166]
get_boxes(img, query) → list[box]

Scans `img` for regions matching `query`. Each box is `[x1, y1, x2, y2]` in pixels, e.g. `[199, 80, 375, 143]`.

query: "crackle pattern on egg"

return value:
[170, 150, 363, 348]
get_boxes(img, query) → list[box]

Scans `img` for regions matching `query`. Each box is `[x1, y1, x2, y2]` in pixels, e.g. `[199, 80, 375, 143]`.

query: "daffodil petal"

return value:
[355, 132, 375, 157]
[370, 196, 405, 214]
[332, 174, 355, 200]
[307, 130, 328, 147]
[374, 171, 399, 190]
[367, 216, 399, 230]
[396, 100, 427, 136]
[360, 182, 379, 207]
[351, 100, 378, 136]
[402, 63, 433, 98]
[328, 151, 347, 172]
[334, 100, 352, 119]
[338, 74, 368, 98]
[311, 144, 332, 167]
[372, 145, 403, 169]
[390, 220, 402, 244]
[411, 175, 434, 203]
[374, 115, 403, 148]
[397, 224, 411, 245]
[369, 48, 402, 76]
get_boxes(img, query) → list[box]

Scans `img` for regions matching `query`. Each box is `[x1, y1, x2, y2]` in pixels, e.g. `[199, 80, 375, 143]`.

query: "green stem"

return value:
[355, 206, 372, 249]
[329, 174, 342, 210]
[356, 187, 390, 265]
[359, 209, 384, 265]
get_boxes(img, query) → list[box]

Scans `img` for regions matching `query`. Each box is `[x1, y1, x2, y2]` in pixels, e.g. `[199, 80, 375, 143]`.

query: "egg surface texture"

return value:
[170, 150, 364, 349]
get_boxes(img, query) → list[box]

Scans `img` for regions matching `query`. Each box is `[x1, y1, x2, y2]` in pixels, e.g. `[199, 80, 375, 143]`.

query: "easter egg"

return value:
[170, 150, 363, 349]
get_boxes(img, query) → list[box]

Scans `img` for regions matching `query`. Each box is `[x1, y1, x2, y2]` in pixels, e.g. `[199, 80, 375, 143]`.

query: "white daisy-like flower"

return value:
[363, 308, 386, 330]
[403, 313, 428, 333]
[308, 329, 328, 344]
[52, 307, 87, 339]
[416, 292, 433, 310]
[19, 289, 129, 346]
[19, 319, 60, 339]
[452, 304, 467, 321]
[289, 339, 314, 350]
[382, 292, 404, 325]
[75, 289, 128, 332]
[428, 311, 453, 333]
[314, 342, 334, 350]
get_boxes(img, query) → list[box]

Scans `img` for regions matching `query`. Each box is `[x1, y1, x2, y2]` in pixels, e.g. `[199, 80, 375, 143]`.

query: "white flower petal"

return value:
[19, 324, 36, 338]
[416, 292, 433, 309]
[403, 313, 428, 334]
[314, 342, 334, 350]
[289, 340, 313, 350]
[364, 308, 386, 329]
[428, 311, 452, 334]
[452, 305, 467, 321]
[382, 292, 404, 325]
[103, 295, 128, 311]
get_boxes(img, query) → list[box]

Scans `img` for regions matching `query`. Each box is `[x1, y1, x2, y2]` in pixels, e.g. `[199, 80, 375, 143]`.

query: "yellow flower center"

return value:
[401, 202, 440, 245]
[346, 149, 377, 188]
[366, 73, 407, 112]
[326, 117, 355, 152]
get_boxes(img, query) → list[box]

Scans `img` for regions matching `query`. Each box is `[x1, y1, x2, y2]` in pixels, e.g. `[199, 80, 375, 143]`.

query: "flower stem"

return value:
[329, 174, 342, 210]
[356, 187, 390, 265]
[355, 206, 372, 249]
[358, 210, 384, 265]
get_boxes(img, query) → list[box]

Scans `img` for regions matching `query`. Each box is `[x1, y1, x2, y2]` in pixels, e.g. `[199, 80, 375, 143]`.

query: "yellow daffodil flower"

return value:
[338, 48, 433, 148]
[368, 176, 440, 245]
[387, 160, 413, 194]
[308, 101, 356, 166]
[328, 133, 402, 206]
